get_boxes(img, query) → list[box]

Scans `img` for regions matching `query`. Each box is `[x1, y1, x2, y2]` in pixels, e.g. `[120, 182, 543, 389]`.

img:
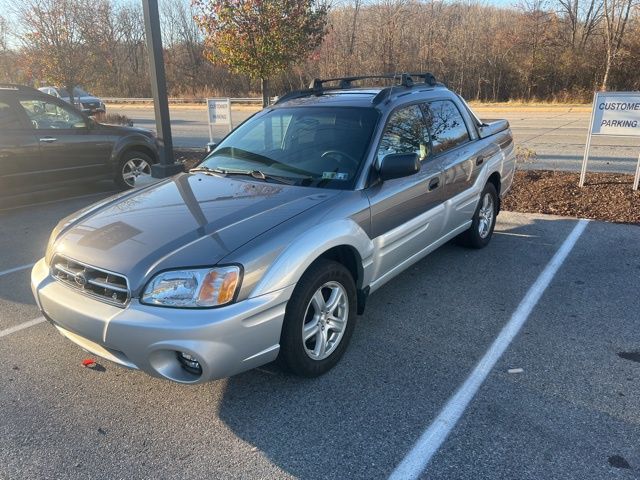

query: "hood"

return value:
[97, 123, 152, 135]
[52, 173, 340, 293]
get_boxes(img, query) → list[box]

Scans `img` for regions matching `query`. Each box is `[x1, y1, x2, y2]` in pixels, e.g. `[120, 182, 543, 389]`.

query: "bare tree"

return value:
[0, 14, 10, 83]
[163, 0, 208, 95]
[556, 0, 603, 48]
[17, 0, 95, 103]
[601, 0, 637, 89]
[0, 15, 7, 52]
[1, 0, 638, 101]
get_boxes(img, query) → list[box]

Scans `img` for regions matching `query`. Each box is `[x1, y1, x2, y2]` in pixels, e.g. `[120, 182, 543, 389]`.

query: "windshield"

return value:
[58, 87, 90, 97]
[198, 107, 379, 189]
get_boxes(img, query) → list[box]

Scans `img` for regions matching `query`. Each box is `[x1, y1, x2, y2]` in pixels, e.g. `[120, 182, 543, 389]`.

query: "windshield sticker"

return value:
[322, 172, 349, 181]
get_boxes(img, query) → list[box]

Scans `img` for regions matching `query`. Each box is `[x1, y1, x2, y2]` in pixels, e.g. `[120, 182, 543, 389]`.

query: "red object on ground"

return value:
[82, 358, 96, 367]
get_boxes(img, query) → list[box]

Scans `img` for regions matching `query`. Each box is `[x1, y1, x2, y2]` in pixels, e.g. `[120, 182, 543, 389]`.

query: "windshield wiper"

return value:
[191, 166, 296, 185]
[189, 166, 226, 176]
[210, 147, 315, 177]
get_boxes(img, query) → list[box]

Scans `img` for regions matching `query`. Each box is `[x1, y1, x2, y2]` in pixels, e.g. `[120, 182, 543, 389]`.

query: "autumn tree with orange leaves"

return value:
[193, 0, 328, 106]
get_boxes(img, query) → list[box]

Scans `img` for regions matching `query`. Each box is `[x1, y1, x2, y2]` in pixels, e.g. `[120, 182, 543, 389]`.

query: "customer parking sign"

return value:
[591, 94, 640, 136]
[207, 98, 232, 141]
[580, 91, 640, 190]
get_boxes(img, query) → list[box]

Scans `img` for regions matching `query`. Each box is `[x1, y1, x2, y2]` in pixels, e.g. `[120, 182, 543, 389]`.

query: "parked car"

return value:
[38, 86, 106, 115]
[31, 73, 516, 384]
[0, 84, 159, 200]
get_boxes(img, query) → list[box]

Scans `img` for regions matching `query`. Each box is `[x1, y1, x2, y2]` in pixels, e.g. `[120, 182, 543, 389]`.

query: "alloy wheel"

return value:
[478, 193, 495, 239]
[302, 281, 349, 361]
[122, 158, 152, 187]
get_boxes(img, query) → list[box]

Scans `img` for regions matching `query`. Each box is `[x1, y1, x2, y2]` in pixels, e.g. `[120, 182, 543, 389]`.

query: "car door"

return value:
[365, 104, 446, 285]
[17, 95, 112, 185]
[421, 99, 485, 232]
[0, 96, 42, 197]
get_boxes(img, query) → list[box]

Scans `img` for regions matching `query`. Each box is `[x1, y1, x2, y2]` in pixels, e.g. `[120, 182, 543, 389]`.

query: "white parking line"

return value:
[0, 317, 46, 339]
[389, 219, 589, 480]
[0, 263, 36, 277]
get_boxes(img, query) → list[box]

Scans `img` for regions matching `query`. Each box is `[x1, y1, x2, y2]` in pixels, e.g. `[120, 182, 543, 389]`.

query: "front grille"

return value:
[82, 102, 99, 108]
[50, 254, 130, 306]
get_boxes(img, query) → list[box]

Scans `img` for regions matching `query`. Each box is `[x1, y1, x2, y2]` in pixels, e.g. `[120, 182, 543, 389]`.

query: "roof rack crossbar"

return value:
[274, 73, 439, 105]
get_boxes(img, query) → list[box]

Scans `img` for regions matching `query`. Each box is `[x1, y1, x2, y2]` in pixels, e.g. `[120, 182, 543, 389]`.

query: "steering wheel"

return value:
[320, 150, 359, 170]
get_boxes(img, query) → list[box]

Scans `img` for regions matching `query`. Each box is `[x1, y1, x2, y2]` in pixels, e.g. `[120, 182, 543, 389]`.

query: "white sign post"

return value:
[206, 98, 232, 142]
[579, 91, 640, 190]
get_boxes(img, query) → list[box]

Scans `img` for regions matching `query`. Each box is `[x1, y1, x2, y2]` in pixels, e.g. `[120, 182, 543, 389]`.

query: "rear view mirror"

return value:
[379, 153, 420, 181]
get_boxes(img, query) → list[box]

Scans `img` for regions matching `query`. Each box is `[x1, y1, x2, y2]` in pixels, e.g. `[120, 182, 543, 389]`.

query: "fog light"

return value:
[177, 351, 202, 375]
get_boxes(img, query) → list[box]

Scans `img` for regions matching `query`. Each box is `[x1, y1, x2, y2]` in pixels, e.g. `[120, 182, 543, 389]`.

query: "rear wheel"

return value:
[115, 150, 154, 189]
[279, 259, 356, 377]
[457, 182, 498, 249]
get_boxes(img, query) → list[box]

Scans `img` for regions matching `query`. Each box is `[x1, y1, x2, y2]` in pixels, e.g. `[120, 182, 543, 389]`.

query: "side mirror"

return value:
[379, 152, 420, 181]
[206, 141, 218, 154]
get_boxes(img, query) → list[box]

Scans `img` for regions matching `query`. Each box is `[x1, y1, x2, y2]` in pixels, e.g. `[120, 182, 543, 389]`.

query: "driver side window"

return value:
[377, 105, 430, 163]
[19, 99, 85, 130]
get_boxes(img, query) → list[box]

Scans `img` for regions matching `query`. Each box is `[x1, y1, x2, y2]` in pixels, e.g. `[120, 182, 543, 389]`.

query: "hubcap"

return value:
[122, 158, 152, 187]
[478, 193, 495, 239]
[302, 281, 349, 361]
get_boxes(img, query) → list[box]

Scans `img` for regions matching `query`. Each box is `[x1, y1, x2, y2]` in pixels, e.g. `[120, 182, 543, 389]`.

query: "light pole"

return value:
[142, 0, 182, 178]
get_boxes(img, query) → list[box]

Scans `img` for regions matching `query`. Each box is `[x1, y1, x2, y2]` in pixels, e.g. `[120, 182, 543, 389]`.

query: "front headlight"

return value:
[141, 266, 241, 308]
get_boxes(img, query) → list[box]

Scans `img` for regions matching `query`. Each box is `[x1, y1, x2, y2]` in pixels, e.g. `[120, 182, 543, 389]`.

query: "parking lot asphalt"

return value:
[108, 103, 640, 174]
[1, 193, 639, 480]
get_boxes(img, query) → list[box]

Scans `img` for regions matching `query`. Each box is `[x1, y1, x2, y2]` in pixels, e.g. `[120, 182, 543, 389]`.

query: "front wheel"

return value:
[457, 182, 498, 249]
[278, 259, 357, 377]
[115, 151, 154, 190]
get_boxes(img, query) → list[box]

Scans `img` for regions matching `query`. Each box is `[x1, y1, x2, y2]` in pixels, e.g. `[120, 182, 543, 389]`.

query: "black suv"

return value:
[0, 84, 159, 203]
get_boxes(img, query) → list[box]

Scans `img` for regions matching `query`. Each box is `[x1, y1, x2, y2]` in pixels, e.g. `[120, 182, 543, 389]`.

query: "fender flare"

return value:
[110, 136, 159, 172]
[249, 218, 374, 298]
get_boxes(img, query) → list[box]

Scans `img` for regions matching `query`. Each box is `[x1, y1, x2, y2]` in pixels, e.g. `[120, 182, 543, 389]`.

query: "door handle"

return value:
[428, 177, 440, 191]
[476, 156, 484, 166]
[40, 137, 57, 143]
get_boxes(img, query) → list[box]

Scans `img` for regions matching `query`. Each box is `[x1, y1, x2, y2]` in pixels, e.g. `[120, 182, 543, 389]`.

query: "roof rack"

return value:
[274, 72, 439, 105]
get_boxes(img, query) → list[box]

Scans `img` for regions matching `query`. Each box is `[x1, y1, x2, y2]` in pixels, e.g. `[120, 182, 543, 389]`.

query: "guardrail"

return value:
[103, 97, 268, 104]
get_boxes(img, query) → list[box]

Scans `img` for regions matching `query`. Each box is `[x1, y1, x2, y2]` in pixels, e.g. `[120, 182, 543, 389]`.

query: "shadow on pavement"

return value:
[214, 215, 581, 479]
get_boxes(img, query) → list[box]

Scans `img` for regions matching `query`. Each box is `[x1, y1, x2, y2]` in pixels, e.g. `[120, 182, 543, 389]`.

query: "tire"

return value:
[115, 150, 154, 190]
[278, 259, 357, 377]
[457, 182, 498, 249]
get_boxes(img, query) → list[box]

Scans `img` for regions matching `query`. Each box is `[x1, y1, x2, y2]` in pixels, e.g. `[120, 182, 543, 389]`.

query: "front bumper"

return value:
[80, 106, 105, 115]
[30, 258, 292, 383]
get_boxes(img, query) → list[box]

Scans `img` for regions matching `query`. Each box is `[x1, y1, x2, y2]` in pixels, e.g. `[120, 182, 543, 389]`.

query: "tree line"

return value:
[0, 0, 638, 103]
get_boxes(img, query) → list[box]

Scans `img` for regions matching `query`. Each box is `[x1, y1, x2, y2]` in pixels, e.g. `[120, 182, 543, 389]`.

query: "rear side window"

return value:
[377, 105, 430, 162]
[423, 100, 470, 154]
[0, 101, 21, 129]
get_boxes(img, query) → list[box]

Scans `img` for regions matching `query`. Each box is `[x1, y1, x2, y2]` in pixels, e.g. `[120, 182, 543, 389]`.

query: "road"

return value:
[108, 102, 640, 174]
[1, 189, 639, 479]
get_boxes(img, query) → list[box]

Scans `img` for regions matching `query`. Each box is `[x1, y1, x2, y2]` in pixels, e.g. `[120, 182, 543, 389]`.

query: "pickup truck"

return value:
[31, 73, 516, 384]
